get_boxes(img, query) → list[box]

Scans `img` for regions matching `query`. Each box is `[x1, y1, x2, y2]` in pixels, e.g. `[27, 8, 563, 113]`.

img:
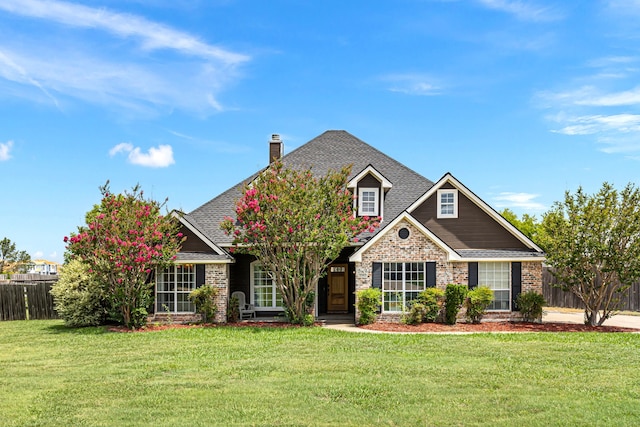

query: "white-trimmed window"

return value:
[479, 262, 511, 311]
[156, 264, 196, 313]
[251, 262, 284, 311]
[358, 187, 379, 217]
[382, 262, 426, 312]
[437, 189, 458, 218]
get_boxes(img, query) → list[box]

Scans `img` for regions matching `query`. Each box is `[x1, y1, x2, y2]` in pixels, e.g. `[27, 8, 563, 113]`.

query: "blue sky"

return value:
[2, 0, 640, 264]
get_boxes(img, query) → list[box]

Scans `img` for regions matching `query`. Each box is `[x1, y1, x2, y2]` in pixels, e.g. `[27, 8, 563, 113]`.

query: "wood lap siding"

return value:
[229, 254, 252, 296]
[180, 226, 214, 252]
[412, 189, 529, 250]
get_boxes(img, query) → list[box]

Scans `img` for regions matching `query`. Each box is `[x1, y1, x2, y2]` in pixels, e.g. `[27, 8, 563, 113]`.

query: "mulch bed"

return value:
[107, 321, 639, 333]
[107, 321, 312, 333]
[359, 321, 640, 333]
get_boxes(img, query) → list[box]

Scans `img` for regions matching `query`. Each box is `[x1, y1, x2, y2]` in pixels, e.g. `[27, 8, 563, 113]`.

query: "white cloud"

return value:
[109, 143, 175, 168]
[537, 53, 640, 157]
[597, 135, 640, 154]
[0, 140, 13, 161]
[0, 0, 247, 64]
[493, 192, 546, 211]
[382, 74, 442, 96]
[34, 251, 44, 258]
[476, 0, 562, 22]
[0, 0, 249, 115]
[575, 87, 640, 107]
[551, 114, 640, 136]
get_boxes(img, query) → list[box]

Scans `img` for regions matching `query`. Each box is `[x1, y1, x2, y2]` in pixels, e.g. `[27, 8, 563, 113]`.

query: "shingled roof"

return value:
[187, 130, 434, 246]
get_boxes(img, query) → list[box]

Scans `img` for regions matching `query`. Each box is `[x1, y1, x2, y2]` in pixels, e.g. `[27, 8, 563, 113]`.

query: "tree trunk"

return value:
[584, 309, 599, 326]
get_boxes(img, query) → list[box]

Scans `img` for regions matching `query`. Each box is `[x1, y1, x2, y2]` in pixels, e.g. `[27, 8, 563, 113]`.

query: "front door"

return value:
[327, 264, 348, 313]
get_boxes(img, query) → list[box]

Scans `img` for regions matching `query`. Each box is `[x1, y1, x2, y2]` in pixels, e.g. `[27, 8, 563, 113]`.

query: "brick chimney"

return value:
[269, 134, 283, 164]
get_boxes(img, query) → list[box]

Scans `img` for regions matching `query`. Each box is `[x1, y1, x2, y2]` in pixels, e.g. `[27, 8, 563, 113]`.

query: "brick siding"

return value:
[206, 263, 229, 323]
[354, 220, 543, 323]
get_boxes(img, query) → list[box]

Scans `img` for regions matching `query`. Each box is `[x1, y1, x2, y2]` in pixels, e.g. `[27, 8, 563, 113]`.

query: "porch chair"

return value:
[231, 291, 256, 319]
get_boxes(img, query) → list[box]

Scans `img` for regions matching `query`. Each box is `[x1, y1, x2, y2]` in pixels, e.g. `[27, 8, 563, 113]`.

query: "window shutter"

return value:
[511, 262, 522, 311]
[426, 262, 436, 288]
[196, 264, 206, 288]
[468, 262, 478, 289]
[372, 262, 382, 289]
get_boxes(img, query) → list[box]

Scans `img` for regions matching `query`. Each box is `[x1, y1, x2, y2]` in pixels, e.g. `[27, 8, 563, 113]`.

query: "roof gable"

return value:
[349, 212, 461, 262]
[347, 165, 392, 189]
[407, 173, 543, 252]
[173, 211, 232, 258]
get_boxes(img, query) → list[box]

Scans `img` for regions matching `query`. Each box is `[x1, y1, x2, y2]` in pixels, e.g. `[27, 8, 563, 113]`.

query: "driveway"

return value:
[544, 310, 640, 329]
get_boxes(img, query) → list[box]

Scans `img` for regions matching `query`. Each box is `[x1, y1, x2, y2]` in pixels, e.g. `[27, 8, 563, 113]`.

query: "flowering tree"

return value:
[221, 160, 379, 325]
[541, 182, 640, 326]
[65, 183, 184, 328]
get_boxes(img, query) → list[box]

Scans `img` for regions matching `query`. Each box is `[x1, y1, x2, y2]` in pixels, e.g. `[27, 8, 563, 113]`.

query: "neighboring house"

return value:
[153, 130, 544, 323]
[27, 259, 61, 275]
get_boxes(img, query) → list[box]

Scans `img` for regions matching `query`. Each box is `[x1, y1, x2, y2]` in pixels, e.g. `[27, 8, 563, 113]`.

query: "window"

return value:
[358, 187, 379, 217]
[251, 262, 284, 311]
[478, 262, 510, 310]
[382, 262, 426, 312]
[398, 227, 410, 240]
[156, 264, 196, 313]
[437, 189, 458, 218]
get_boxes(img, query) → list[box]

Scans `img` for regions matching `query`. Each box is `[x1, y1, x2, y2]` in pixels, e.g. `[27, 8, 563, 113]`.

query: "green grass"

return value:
[2, 321, 640, 426]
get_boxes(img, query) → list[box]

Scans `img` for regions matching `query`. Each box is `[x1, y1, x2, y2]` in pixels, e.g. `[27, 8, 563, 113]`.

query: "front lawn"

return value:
[2, 321, 639, 426]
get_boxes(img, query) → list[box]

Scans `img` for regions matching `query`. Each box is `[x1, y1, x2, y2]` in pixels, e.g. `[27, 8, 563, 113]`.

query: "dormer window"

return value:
[348, 165, 392, 220]
[437, 189, 458, 218]
[359, 187, 379, 217]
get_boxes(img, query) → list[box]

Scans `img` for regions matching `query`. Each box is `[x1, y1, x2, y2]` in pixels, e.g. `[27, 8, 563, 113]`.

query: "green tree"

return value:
[541, 182, 640, 326]
[0, 237, 31, 274]
[221, 160, 379, 325]
[65, 183, 184, 328]
[500, 208, 543, 245]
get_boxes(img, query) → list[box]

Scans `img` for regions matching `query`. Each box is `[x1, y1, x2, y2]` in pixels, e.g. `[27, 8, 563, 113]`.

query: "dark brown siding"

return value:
[180, 225, 214, 252]
[229, 254, 254, 296]
[412, 188, 529, 250]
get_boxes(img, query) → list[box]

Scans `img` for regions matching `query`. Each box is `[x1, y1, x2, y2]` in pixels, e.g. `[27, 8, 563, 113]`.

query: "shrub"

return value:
[227, 295, 240, 322]
[50, 259, 108, 327]
[445, 284, 468, 325]
[402, 302, 427, 325]
[356, 288, 382, 325]
[189, 285, 218, 323]
[517, 290, 546, 322]
[465, 286, 494, 324]
[403, 288, 445, 325]
[418, 288, 446, 322]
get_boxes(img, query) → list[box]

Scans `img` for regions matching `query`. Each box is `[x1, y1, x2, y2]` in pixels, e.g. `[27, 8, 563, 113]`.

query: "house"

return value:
[26, 259, 61, 275]
[153, 130, 544, 323]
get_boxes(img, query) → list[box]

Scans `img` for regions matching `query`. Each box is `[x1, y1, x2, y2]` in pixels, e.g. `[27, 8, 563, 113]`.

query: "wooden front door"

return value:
[327, 264, 349, 313]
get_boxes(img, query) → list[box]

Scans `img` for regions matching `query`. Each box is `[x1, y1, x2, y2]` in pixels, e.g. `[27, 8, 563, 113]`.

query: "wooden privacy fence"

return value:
[0, 282, 58, 321]
[542, 267, 640, 312]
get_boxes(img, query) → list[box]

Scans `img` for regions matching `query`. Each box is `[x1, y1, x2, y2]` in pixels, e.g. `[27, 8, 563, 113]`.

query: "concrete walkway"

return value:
[321, 310, 640, 333]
